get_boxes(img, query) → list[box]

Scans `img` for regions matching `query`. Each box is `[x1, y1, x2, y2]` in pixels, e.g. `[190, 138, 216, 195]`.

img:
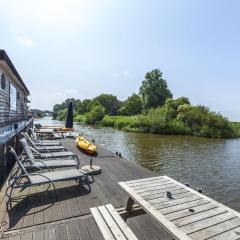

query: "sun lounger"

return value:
[33, 125, 63, 140]
[19, 138, 79, 169]
[22, 132, 61, 146]
[22, 138, 79, 162]
[29, 145, 79, 160]
[20, 134, 66, 152]
[30, 128, 60, 144]
[32, 145, 65, 153]
[8, 147, 90, 191]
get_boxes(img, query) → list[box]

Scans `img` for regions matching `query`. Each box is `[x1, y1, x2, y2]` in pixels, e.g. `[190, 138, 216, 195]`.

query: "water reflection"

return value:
[37, 118, 240, 210]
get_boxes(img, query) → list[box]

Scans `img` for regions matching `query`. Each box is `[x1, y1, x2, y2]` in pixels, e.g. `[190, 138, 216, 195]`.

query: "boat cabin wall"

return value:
[0, 64, 28, 128]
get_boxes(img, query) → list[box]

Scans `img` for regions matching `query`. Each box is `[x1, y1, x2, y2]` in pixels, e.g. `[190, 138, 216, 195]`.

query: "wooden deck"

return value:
[0, 138, 173, 240]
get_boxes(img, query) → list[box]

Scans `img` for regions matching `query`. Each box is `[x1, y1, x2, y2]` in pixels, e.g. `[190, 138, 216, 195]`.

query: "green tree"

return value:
[139, 69, 172, 109]
[52, 98, 78, 119]
[57, 108, 68, 120]
[118, 93, 142, 115]
[165, 97, 190, 110]
[52, 104, 62, 119]
[85, 105, 105, 124]
[76, 99, 92, 114]
[94, 94, 121, 115]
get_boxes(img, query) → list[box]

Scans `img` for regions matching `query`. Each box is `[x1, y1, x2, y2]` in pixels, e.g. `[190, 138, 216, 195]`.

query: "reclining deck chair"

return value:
[30, 128, 61, 145]
[20, 137, 79, 160]
[19, 138, 80, 169]
[8, 147, 90, 192]
[23, 132, 61, 146]
[33, 125, 63, 140]
[31, 147, 79, 160]
[21, 133, 66, 152]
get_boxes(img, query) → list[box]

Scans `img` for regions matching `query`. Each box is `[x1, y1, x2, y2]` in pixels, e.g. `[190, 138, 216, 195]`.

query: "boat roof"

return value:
[0, 49, 30, 95]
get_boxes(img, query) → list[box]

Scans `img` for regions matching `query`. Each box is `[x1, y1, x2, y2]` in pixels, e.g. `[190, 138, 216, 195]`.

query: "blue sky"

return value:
[0, 0, 239, 120]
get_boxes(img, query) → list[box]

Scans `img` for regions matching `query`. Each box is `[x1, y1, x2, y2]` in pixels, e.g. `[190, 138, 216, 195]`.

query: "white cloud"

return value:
[17, 36, 35, 48]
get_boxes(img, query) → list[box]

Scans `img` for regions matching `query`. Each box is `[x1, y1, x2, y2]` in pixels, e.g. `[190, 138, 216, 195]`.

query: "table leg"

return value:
[125, 197, 134, 211]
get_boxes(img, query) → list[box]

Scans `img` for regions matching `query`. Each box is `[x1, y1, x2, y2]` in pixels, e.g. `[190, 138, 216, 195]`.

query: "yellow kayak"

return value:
[76, 136, 97, 155]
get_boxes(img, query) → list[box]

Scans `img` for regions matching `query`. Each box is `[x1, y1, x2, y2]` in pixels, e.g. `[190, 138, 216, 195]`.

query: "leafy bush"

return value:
[101, 115, 138, 129]
[118, 93, 142, 116]
[94, 94, 121, 115]
[74, 114, 86, 123]
[56, 108, 67, 120]
[85, 105, 105, 124]
[230, 122, 240, 137]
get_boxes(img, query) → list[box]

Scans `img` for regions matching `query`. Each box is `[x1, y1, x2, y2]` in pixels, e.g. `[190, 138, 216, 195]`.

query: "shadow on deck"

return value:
[1, 138, 172, 240]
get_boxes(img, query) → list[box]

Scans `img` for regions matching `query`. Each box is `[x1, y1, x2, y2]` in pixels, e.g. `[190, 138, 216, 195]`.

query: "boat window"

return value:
[1, 74, 6, 90]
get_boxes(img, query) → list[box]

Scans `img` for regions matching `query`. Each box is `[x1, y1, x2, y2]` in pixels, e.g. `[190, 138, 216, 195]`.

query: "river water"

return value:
[37, 117, 240, 211]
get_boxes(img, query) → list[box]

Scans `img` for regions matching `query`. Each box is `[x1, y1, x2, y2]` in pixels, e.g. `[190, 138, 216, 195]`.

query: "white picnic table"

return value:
[119, 175, 240, 240]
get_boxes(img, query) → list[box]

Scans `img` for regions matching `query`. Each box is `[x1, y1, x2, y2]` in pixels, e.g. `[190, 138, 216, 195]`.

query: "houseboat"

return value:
[0, 49, 32, 186]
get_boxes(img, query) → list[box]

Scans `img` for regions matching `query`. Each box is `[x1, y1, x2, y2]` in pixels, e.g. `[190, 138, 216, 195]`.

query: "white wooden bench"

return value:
[90, 204, 138, 240]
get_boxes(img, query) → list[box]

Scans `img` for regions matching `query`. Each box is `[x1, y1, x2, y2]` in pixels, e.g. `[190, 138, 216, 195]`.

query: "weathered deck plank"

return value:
[0, 138, 173, 240]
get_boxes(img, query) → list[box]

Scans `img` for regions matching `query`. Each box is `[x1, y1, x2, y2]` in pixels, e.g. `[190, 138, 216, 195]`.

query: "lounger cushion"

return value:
[28, 160, 78, 168]
[36, 146, 65, 152]
[29, 169, 85, 184]
[40, 152, 75, 158]
[34, 142, 61, 146]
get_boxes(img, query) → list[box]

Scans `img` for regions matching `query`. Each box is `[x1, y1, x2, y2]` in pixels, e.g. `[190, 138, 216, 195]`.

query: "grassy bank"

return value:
[101, 116, 240, 138]
[230, 122, 240, 137]
[74, 114, 86, 123]
[71, 113, 240, 138]
[55, 95, 240, 139]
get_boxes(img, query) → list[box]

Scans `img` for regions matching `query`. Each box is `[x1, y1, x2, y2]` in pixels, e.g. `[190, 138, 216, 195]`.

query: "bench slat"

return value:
[173, 207, 227, 227]
[160, 199, 209, 215]
[139, 186, 183, 197]
[129, 179, 172, 189]
[181, 212, 236, 235]
[189, 217, 240, 240]
[135, 183, 176, 193]
[98, 206, 127, 240]
[91, 205, 138, 240]
[124, 176, 166, 185]
[90, 207, 115, 240]
[105, 204, 138, 240]
[143, 188, 188, 200]
[148, 192, 195, 205]
[208, 226, 240, 240]
[165, 203, 217, 221]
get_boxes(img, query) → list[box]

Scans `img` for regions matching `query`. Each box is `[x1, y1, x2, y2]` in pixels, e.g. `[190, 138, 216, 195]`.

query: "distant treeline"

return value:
[53, 69, 239, 138]
[31, 109, 53, 118]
